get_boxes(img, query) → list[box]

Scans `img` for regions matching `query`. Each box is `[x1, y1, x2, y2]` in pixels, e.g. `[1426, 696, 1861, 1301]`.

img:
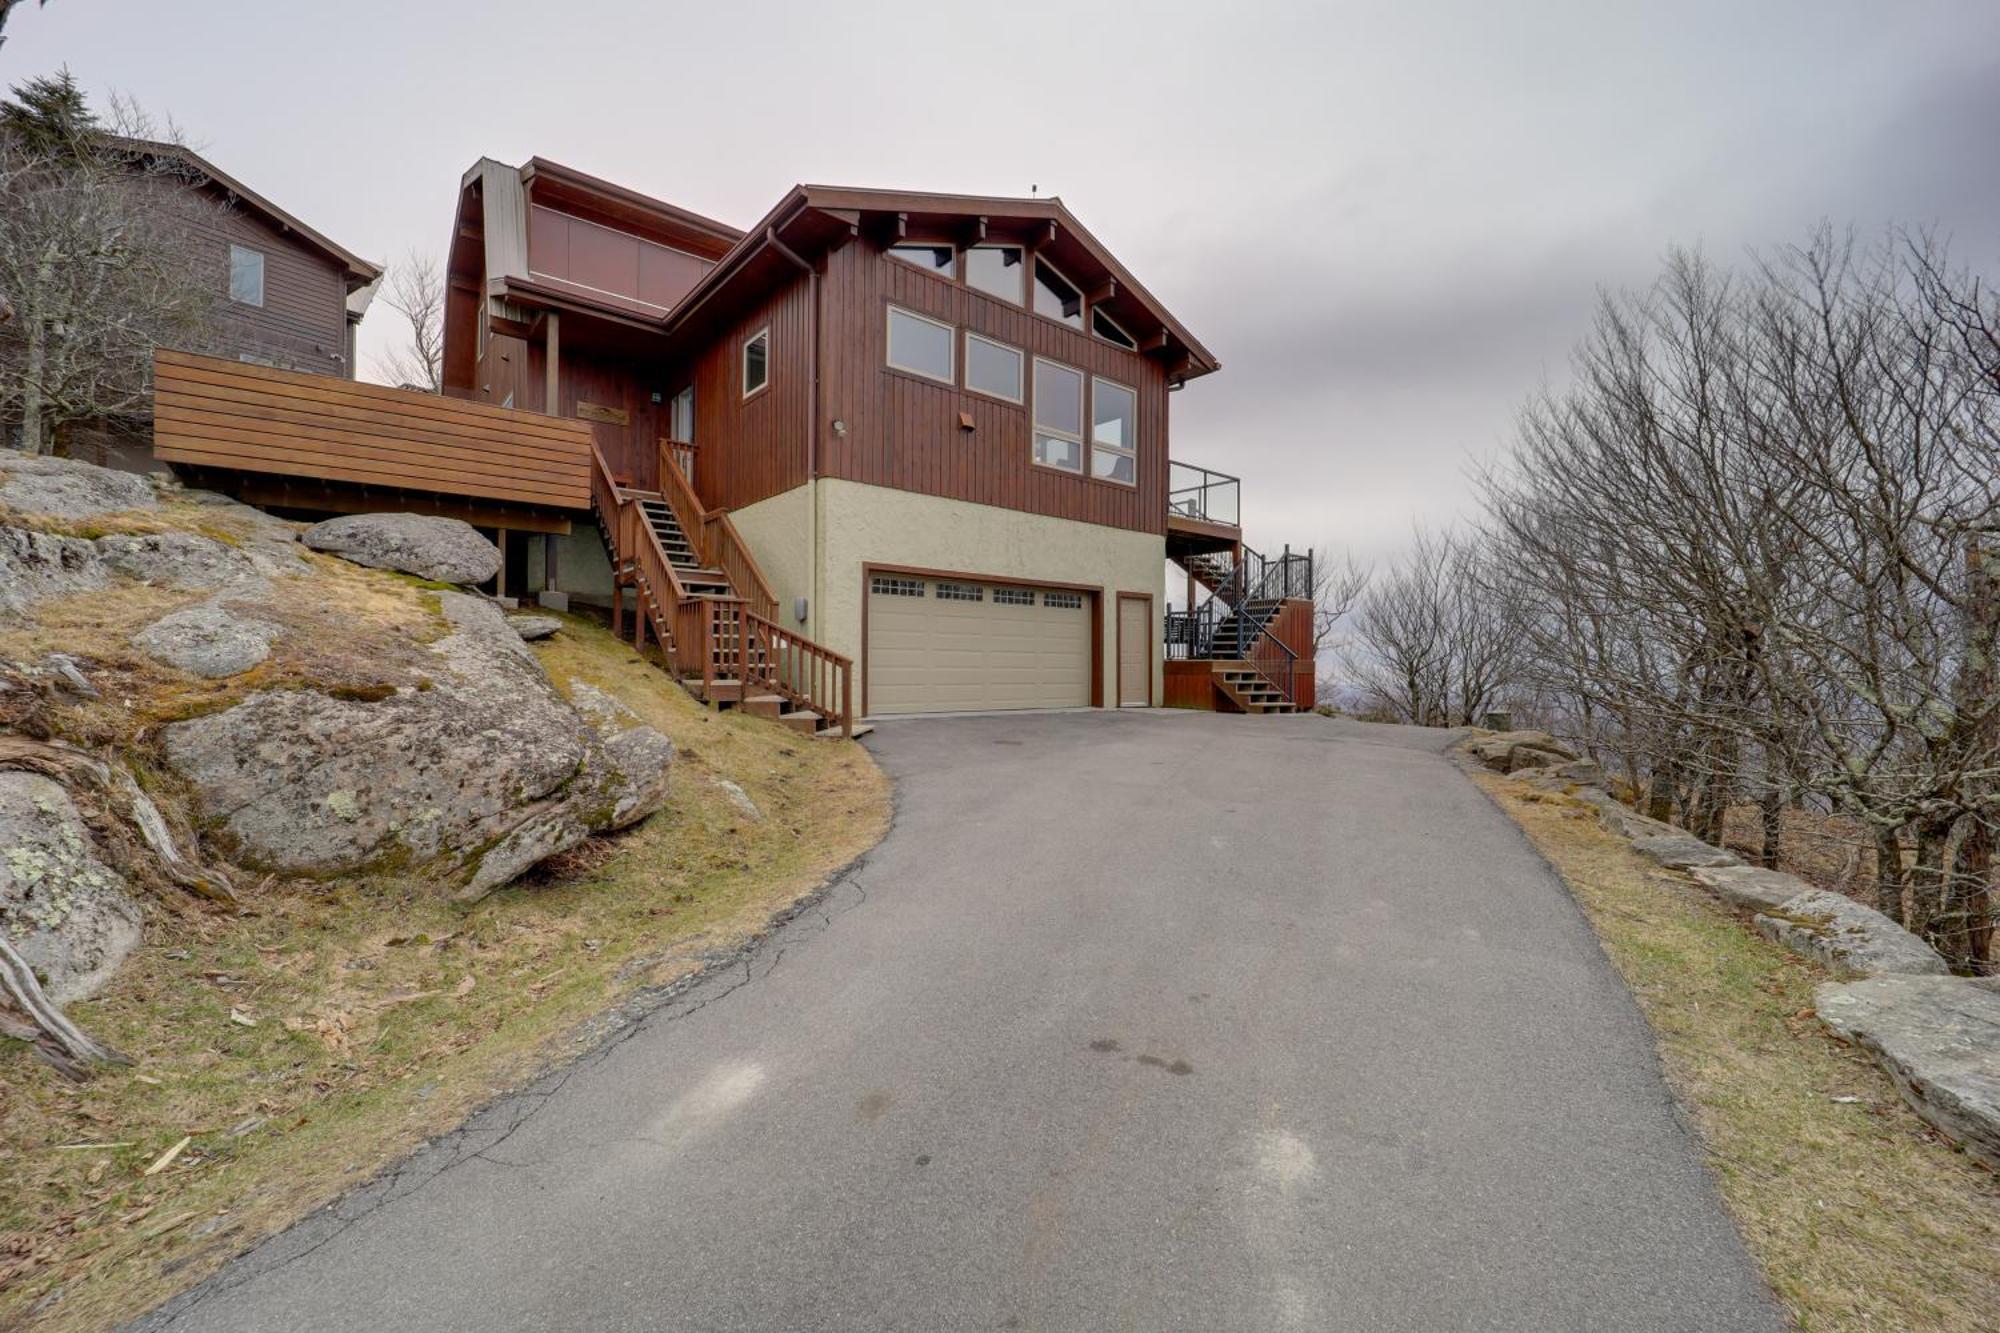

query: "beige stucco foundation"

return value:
[730, 479, 1164, 713]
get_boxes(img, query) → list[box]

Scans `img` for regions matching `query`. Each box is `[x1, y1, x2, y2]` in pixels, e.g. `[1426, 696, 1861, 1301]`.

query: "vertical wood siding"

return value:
[815, 240, 1169, 535]
[683, 277, 814, 512]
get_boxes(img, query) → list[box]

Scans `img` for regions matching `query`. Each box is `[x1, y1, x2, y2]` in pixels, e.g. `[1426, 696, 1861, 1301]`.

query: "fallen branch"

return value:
[0, 936, 130, 1080]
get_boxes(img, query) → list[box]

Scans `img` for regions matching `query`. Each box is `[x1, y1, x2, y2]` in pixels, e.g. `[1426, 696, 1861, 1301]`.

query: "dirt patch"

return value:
[0, 612, 891, 1331]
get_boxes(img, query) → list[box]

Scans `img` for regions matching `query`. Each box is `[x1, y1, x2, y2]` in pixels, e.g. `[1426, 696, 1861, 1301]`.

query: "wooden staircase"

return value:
[1164, 545, 1310, 715]
[591, 442, 855, 739]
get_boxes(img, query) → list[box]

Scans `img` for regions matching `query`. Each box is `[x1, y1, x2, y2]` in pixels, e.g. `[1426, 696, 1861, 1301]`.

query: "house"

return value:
[64, 140, 382, 474]
[152, 157, 1314, 730]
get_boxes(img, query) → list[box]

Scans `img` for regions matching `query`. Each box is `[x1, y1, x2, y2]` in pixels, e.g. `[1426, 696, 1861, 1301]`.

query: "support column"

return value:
[544, 311, 561, 415]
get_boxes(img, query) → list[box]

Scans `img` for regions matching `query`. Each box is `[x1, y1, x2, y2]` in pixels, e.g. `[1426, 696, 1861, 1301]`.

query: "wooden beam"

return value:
[1141, 329, 1171, 353]
[1088, 278, 1116, 304]
[544, 310, 561, 415]
[1039, 219, 1058, 247]
[959, 215, 987, 249]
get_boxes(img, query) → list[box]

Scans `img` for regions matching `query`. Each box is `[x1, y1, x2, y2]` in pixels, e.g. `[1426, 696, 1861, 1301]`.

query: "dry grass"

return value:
[1473, 768, 2000, 1332]
[0, 612, 891, 1331]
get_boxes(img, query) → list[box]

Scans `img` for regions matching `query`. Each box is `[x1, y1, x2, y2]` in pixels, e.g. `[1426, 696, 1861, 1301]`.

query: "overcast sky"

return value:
[7, 1, 1998, 563]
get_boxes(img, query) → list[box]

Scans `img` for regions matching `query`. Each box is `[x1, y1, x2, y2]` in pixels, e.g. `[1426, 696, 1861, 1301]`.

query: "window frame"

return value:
[1089, 374, 1139, 488]
[1030, 356, 1086, 476]
[741, 326, 770, 400]
[228, 243, 265, 308]
[885, 304, 956, 386]
[962, 330, 1024, 404]
[887, 243, 957, 277]
[1091, 306, 1137, 350]
[964, 243, 1026, 305]
[1031, 256, 1085, 330]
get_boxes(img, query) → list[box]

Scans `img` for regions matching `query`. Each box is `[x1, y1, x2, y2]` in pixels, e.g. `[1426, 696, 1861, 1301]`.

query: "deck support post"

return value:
[544, 312, 561, 415]
[611, 582, 622, 638]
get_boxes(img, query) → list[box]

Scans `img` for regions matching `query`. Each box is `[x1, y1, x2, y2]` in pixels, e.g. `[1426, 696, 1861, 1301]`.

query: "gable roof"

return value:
[111, 138, 383, 289]
[662, 184, 1220, 383]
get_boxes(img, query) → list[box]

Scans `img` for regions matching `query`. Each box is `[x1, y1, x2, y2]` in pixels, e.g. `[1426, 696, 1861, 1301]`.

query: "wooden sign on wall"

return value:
[575, 400, 629, 426]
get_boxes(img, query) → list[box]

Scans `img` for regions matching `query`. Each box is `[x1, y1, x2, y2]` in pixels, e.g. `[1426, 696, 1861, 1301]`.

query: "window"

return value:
[1033, 258, 1083, 328]
[228, 244, 265, 307]
[964, 332, 1023, 403]
[888, 244, 955, 275]
[742, 327, 769, 397]
[886, 306, 954, 384]
[965, 245, 1025, 304]
[935, 582, 983, 602]
[1032, 358, 1084, 472]
[1044, 591, 1083, 609]
[1092, 307, 1137, 350]
[872, 575, 925, 597]
[993, 587, 1034, 606]
[1092, 378, 1137, 485]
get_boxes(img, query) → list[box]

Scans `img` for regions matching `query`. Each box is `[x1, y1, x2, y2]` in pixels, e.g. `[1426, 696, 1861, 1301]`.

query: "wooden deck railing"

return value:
[593, 442, 851, 737]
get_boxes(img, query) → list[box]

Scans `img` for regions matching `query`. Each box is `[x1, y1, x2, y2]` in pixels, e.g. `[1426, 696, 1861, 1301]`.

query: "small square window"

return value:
[871, 575, 924, 597]
[887, 306, 954, 384]
[993, 587, 1034, 606]
[934, 582, 983, 602]
[1044, 591, 1082, 610]
[742, 327, 770, 397]
[965, 332, 1023, 403]
[229, 244, 265, 307]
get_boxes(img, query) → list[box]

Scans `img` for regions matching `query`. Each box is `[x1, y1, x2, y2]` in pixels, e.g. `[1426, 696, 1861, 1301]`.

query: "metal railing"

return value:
[1167, 460, 1240, 528]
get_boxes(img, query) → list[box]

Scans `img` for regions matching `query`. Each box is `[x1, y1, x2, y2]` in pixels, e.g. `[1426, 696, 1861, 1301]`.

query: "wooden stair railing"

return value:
[591, 442, 853, 737]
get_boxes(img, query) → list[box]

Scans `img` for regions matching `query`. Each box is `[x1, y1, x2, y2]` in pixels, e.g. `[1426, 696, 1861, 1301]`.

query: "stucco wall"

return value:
[737, 479, 1163, 712]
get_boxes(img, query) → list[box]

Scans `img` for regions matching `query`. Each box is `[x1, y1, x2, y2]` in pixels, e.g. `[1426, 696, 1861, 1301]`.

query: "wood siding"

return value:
[683, 278, 814, 512]
[152, 350, 593, 509]
[815, 240, 1170, 535]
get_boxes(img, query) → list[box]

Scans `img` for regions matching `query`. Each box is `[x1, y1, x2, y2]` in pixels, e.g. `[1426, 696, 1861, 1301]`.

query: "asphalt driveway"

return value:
[138, 711, 1780, 1332]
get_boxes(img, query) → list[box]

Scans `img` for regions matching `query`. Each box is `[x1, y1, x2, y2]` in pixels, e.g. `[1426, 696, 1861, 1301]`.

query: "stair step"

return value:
[817, 722, 873, 740]
[777, 710, 821, 734]
[741, 693, 784, 719]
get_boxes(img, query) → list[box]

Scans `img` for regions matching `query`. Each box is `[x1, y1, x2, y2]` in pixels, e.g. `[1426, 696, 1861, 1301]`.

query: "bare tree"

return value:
[0, 72, 222, 454]
[376, 250, 444, 392]
[1309, 546, 1370, 656]
[1345, 528, 1517, 726]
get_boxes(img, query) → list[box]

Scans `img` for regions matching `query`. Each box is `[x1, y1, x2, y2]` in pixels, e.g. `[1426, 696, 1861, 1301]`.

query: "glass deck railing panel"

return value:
[1167, 460, 1241, 527]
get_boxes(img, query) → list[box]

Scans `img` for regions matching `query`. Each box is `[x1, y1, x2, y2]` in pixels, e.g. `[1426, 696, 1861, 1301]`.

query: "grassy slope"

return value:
[0, 613, 890, 1331]
[1470, 767, 2000, 1332]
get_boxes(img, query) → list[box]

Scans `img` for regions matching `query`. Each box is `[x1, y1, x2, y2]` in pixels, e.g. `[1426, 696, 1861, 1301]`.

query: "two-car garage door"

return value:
[867, 573, 1092, 714]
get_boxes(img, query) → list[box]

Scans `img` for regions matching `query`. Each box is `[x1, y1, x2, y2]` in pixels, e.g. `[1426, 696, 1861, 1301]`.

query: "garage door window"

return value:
[935, 582, 984, 602]
[993, 587, 1034, 605]
[1044, 591, 1082, 609]
[872, 575, 924, 597]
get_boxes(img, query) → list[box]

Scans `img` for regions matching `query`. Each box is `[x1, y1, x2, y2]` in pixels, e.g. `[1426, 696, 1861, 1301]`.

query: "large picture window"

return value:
[965, 245, 1025, 304]
[887, 306, 954, 383]
[1091, 378, 1137, 485]
[964, 332, 1023, 403]
[1032, 258, 1084, 328]
[1032, 358, 1084, 473]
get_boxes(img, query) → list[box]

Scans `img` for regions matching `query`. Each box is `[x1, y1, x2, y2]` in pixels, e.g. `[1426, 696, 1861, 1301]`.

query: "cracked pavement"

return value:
[133, 711, 1781, 1332]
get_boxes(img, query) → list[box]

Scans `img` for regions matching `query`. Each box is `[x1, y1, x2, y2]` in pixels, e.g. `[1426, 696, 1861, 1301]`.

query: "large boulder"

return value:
[1630, 832, 1741, 871]
[1816, 974, 2000, 1171]
[134, 605, 279, 678]
[0, 451, 156, 521]
[0, 771, 143, 1004]
[1690, 863, 1816, 913]
[160, 593, 671, 899]
[1465, 730, 1576, 774]
[0, 526, 110, 616]
[302, 513, 501, 585]
[1754, 889, 1950, 978]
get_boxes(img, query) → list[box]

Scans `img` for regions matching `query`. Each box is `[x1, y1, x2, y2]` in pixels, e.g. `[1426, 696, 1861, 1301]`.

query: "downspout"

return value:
[767, 227, 820, 640]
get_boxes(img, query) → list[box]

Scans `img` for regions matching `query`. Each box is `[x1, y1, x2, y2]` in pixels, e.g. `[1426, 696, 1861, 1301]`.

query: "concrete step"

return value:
[777, 710, 821, 735]
[741, 693, 785, 720]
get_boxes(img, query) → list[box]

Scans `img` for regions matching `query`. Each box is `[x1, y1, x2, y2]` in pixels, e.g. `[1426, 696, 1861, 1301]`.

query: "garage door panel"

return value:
[868, 575, 1092, 715]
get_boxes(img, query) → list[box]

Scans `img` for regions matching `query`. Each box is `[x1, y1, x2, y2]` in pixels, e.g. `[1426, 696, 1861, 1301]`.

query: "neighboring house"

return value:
[67, 141, 382, 474]
[153, 157, 1312, 729]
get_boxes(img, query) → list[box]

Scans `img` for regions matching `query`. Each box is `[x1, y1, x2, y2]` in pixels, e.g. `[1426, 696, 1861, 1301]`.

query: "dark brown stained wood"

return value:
[152, 350, 593, 510]
[681, 277, 813, 513]
[814, 241, 1170, 535]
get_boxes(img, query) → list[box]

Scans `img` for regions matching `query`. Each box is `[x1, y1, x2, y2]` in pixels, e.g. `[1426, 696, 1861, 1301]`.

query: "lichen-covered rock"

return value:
[0, 525, 110, 615]
[135, 605, 279, 678]
[1690, 864, 1815, 912]
[1816, 974, 2000, 1170]
[509, 614, 562, 641]
[302, 513, 501, 585]
[0, 772, 142, 1004]
[161, 593, 671, 899]
[1629, 832, 1740, 871]
[1465, 730, 1577, 774]
[0, 451, 156, 521]
[97, 530, 273, 589]
[1754, 889, 1950, 978]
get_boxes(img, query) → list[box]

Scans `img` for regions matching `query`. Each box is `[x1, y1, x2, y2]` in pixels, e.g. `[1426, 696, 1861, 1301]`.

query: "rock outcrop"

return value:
[161, 593, 671, 900]
[0, 771, 143, 1004]
[1464, 729, 1578, 774]
[135, 605, 278, 678]
[509, 614, 561, 641]
[1753, 889, 1951, 979]
[1816, 974, 2000, 1170]
[302, 513, 501, 585]
[0, 452, 156, 521]
[1690, 864, 1815, 913]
